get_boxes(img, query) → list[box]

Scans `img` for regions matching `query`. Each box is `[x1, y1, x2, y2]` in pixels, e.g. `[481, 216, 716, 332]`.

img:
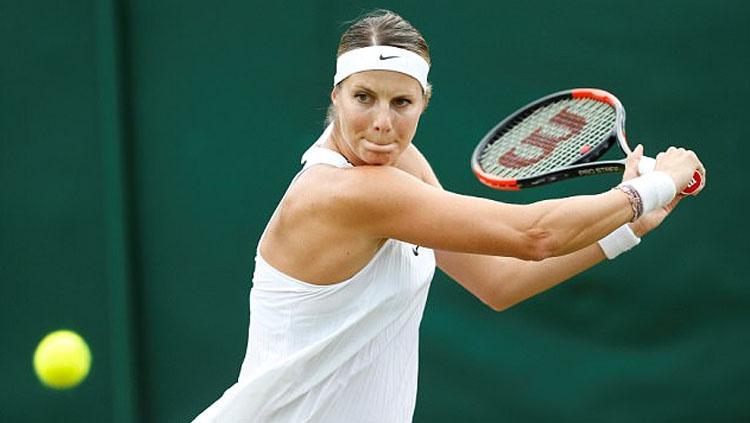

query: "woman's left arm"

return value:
[435, 245, 604, 311]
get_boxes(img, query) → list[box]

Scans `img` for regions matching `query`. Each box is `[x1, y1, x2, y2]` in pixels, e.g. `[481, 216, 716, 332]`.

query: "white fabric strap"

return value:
[598, 224, 641, 259]
[333, 46, 430, 91]
[300, 123, 352, 169]
[619, 171, 676, 217]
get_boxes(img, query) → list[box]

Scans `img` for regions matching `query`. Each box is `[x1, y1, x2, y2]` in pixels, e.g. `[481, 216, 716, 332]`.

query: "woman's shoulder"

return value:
[287, 164, 399, 203]
[395, 144, 441, 188]
[279, 163, 418, 224]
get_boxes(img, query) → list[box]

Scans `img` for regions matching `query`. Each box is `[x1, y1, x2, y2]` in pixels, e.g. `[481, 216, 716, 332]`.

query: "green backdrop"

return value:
[2, 0, 748, 421]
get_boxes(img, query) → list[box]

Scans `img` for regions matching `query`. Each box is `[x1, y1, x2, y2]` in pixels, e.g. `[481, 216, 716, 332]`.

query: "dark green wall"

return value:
[2, 0, 748, 422]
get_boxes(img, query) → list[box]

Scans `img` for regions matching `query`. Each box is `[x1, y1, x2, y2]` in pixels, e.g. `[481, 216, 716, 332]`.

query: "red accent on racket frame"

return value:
[571, 88, 617, 106]
[472, 167, 520, 190]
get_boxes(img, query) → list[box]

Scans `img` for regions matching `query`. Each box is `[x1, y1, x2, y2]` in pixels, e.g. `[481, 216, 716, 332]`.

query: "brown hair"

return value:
[326, 10, 432, 125]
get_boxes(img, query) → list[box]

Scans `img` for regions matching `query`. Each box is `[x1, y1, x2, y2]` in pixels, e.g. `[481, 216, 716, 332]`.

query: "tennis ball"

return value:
[33, 330, 91, 389]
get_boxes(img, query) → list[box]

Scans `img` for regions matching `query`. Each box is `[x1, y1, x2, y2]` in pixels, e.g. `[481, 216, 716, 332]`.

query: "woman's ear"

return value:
[330, 86, 339, 104]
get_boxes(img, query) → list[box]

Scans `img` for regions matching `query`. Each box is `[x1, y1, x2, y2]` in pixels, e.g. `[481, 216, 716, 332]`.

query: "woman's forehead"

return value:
[343, 71, 422, 95]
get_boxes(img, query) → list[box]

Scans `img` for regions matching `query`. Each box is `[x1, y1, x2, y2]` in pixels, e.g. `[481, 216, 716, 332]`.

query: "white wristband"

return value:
[619, 171, 676, 217]
[598, 224, 641, 259]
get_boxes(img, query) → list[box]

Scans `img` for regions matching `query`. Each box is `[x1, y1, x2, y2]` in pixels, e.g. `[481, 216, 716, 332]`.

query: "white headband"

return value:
[333, 45, 430, 92]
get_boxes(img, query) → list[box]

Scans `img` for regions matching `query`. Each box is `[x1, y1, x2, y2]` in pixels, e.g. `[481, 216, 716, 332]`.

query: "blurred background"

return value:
[2, 0, 748, 421]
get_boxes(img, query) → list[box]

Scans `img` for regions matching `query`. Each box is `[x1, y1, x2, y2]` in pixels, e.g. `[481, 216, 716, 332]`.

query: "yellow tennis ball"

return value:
[33, 330, 91, 389]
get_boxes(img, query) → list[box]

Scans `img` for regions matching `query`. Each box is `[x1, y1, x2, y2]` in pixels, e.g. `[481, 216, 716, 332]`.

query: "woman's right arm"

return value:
[318, 148, 702, 261]
[322, 165, 631, 261]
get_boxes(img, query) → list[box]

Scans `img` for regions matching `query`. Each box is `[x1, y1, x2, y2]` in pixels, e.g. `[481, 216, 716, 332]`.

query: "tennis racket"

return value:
[471, 88, 702, 194]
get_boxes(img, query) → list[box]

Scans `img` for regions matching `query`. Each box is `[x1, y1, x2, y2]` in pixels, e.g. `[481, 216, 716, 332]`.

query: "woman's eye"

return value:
[354, 93, 370, 103]
[394, 98, 412, 107]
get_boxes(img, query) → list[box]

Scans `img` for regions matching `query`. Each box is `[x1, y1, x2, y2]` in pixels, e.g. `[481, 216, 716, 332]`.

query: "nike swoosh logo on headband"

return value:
[379, 54, 399, 60]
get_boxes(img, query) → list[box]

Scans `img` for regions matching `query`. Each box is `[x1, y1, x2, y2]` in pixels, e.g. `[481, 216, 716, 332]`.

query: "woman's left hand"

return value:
[622, 144, 684, 237]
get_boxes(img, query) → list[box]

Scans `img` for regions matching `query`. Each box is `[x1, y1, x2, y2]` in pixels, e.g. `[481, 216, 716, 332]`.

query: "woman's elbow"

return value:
[487, 300, 510, 312]
[482, 285, 515, 312]
[485, 295, 518, 312]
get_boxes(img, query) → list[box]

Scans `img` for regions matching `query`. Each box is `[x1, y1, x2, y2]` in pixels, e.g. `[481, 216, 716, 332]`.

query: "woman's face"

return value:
[330, 70, 425, 166]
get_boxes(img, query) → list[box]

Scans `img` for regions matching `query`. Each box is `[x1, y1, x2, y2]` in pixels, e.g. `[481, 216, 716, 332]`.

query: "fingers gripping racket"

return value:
[471, 88, 702, 194]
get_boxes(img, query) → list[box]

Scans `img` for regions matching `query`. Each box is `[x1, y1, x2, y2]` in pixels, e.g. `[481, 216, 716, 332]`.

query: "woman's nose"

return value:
[372, 104, 393, 133]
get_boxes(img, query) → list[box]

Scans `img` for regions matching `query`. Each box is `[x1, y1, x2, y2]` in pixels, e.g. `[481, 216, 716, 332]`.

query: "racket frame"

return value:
[471, 88, 633, 190]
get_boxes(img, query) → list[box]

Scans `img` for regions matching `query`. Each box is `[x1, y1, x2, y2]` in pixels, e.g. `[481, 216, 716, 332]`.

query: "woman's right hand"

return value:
[653, 147, 706, 195]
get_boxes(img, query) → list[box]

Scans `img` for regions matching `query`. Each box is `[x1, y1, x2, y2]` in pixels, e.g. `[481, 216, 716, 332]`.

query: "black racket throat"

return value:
[522, 159, 627, 187]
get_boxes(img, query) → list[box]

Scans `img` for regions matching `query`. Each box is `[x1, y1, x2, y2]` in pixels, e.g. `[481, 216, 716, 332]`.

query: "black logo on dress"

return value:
[412, 245, 420, 256]
[379, 54, 399, 60]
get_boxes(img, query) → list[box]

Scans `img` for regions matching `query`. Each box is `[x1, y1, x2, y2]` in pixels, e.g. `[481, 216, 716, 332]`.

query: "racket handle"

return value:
[637, 156, 702, 195]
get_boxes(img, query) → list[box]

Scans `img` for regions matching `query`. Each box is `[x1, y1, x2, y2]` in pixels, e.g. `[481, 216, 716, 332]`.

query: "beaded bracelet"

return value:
[614, 184, 643, 222]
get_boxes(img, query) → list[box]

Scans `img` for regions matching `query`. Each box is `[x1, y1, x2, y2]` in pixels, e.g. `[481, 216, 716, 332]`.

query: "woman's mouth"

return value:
[362, 138, 397, 153]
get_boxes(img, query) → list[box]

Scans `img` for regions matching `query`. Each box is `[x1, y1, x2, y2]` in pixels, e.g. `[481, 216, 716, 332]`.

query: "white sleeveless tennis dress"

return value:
[193, 126, 436, 422]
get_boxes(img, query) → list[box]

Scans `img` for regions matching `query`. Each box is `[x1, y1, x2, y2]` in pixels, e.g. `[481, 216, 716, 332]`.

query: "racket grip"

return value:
[637, 156, 702, 195]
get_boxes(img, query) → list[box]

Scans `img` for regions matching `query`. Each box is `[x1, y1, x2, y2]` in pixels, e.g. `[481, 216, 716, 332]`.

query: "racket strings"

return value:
[485, 100, 611, 175]
[484, 100, 614, 177]
[479, 99, 616, 178]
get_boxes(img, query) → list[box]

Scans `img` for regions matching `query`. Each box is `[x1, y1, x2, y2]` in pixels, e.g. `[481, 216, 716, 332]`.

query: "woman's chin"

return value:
[361, 151, 396, 166]
[356, 146, 398, 165]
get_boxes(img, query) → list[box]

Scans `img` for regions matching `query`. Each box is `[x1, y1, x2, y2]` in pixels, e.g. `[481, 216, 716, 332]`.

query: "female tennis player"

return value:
[194, 9, 704, 422]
